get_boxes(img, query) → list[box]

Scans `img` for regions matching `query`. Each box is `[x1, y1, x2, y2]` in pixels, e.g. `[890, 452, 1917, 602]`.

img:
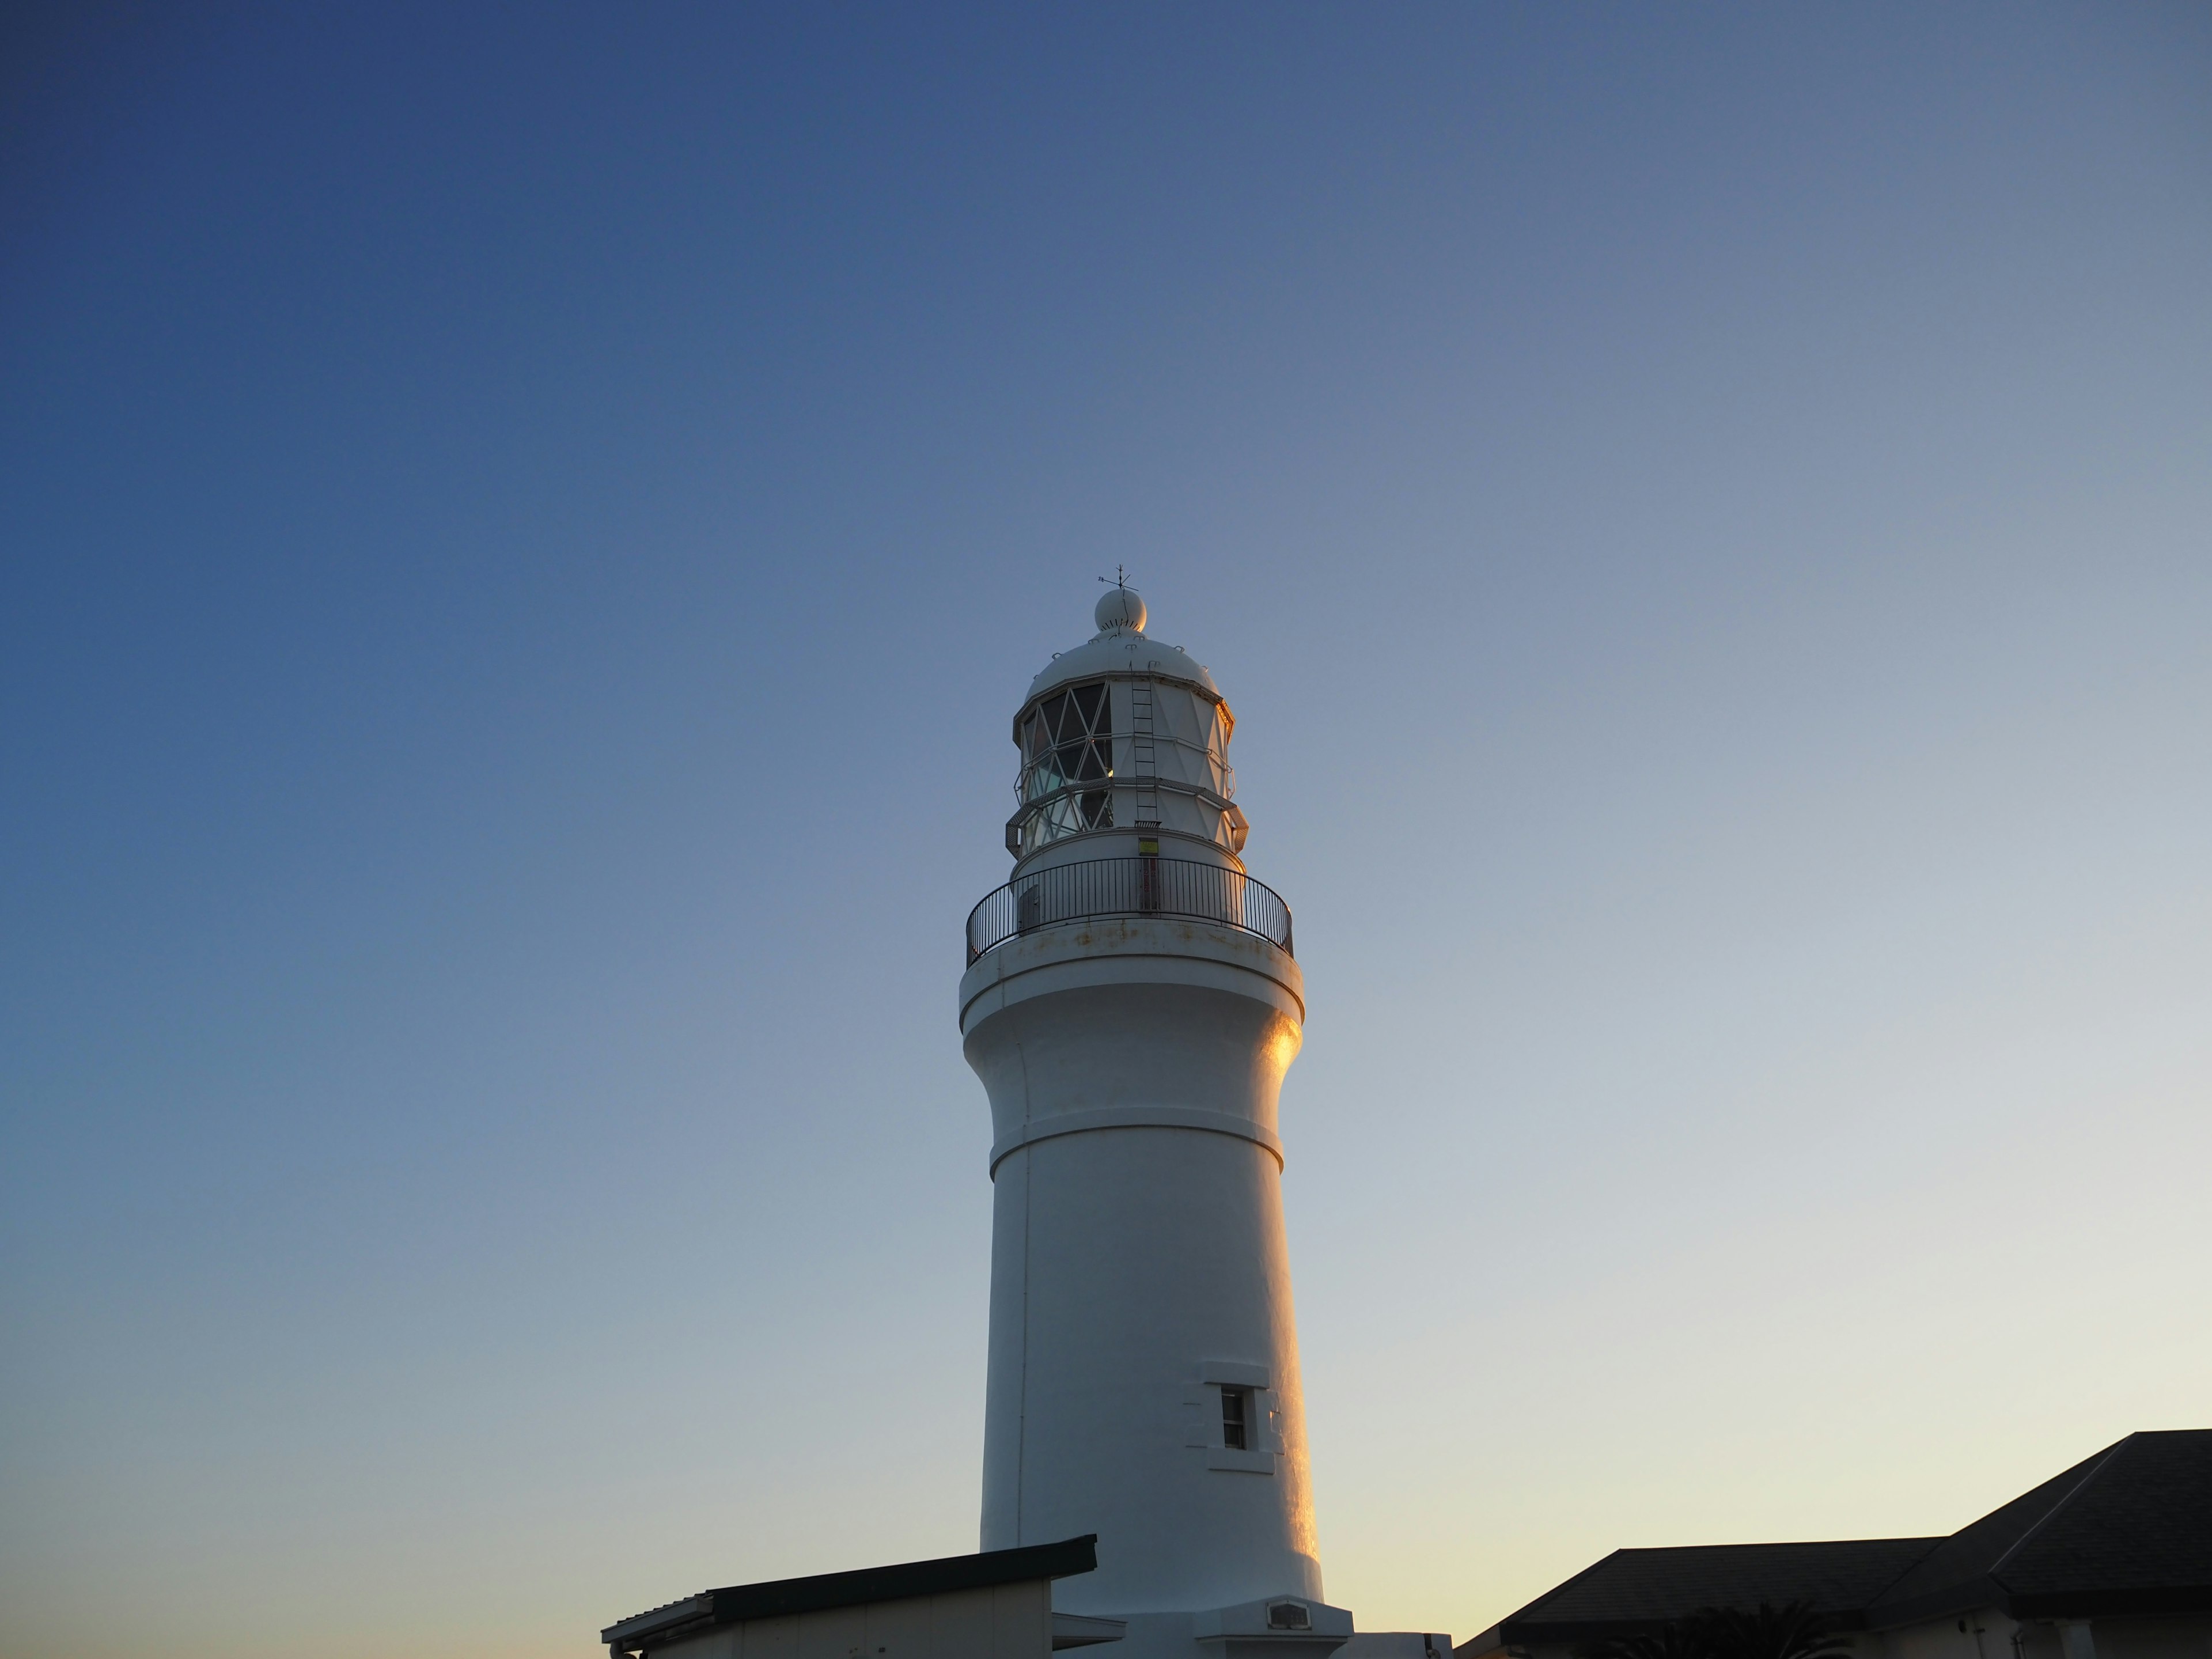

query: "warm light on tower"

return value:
[958, 587, 1348, 1657]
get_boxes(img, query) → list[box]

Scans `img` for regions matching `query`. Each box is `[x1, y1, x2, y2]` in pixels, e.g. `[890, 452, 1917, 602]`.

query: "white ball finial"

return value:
[1094, 585, 1146, 634]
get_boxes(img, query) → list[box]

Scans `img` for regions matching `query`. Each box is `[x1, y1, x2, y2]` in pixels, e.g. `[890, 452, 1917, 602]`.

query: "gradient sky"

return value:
[3, 6, 2209, 1657]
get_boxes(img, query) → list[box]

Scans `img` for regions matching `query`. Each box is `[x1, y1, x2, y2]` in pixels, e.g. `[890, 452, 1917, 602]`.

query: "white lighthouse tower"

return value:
[958, 586, 1350, 1658]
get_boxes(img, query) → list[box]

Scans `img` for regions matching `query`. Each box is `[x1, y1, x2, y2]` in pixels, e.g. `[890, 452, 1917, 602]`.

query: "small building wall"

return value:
[646, 1578, 1052, 1659]
[1469, 1615, 2212, 1659]
[1884, 1611, 2212, 1659]
[1466, 1625, 1904, 1659]
[1888, 1608, 2021, 1659]
[2092, 1617, 2212, 1659]
[1340, 1634, 1455, 1657]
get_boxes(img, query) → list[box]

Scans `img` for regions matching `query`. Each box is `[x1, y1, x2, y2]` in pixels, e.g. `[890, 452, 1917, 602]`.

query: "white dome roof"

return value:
[1023, 591, 1221, 705]
[1094, 586, 1146, 632]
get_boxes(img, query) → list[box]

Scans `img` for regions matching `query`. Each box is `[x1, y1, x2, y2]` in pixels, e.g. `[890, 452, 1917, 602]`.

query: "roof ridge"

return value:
[1984, 1433, 2134, 1584]
[1613, 1537, 1944, 1552]
[1863, 1535, 1948, 1605]
[1508, 1549, 1631, 1622]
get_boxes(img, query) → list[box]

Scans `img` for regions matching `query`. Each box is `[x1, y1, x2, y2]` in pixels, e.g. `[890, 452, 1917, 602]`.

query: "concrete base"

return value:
[1055, 1599, 1353, 1659]
[1060, 1602, 1450, 1659]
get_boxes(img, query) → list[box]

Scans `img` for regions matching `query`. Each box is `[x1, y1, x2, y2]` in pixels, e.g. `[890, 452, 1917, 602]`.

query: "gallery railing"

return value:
[965, 855, 1293, 965]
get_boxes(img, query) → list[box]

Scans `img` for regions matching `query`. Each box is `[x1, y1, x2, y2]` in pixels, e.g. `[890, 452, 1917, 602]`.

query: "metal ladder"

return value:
[1130, 678, 1160, 828]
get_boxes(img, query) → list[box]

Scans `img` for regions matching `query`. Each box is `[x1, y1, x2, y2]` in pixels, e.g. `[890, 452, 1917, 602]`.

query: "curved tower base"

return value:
[962, 917, 1346, 1653]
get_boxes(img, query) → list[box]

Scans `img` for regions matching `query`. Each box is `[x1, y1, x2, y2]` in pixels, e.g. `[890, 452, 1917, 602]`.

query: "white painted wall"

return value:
[1891, 1609, 2018, 1659]
[961, 919, 1315, 1617]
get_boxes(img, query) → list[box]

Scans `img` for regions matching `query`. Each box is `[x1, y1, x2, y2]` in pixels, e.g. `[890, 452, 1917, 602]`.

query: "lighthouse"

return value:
[958, 586, 1349, 1657]
[597, 589, 1452, 1659]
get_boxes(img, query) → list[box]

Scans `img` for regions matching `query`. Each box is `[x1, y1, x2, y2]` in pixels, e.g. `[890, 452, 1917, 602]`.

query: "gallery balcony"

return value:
[965, 855, 1293, 966]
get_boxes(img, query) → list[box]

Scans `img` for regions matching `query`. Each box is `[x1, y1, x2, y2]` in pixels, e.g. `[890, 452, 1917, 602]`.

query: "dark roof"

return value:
[1465, 1430, 2212, 1656]
[601, 1534, 1097, 1650]
[1491, 1538, 1944, 1641]
[1868, 1430, 2212, 1623]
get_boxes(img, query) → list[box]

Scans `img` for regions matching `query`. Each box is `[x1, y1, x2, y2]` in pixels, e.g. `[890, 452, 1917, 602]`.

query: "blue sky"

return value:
[3, 6, 2209, 1655]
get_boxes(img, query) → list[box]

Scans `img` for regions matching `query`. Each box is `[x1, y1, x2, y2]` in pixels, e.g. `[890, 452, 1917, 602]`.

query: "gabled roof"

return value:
[1486, 1537, 1943, 1642]
[601, 1534, 1098, 1651]
[1868, 1429, 2212, 1623]
[1461, 1428, 2212, 1658]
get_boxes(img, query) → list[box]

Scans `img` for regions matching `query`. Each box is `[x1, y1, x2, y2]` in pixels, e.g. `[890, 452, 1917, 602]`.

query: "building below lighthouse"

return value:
[600, 589, 1452, 1659]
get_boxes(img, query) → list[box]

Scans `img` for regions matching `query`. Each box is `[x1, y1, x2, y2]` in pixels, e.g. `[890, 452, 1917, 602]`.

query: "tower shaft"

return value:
[963, 924, 1314, 1613]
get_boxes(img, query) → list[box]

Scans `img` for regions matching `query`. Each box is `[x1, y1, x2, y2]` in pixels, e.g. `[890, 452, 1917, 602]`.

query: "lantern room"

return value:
[1005, 586, 1249, 869]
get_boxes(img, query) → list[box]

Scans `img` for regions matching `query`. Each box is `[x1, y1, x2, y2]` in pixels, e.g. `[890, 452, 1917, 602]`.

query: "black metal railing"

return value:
[965, 855, 1293, 965]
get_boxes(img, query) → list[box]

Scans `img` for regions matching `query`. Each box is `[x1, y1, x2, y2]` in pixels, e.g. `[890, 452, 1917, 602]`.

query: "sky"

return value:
[2, 4, 2209, 1655]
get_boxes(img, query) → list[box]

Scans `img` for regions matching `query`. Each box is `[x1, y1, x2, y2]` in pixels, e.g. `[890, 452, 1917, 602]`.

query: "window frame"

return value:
[1196, 1362, 1278, 1475]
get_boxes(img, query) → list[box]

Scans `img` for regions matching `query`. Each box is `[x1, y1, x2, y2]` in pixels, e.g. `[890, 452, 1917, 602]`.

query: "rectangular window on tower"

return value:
[1198, 1362, 1275, 1474]
[1221, 1387, 1249, 1450]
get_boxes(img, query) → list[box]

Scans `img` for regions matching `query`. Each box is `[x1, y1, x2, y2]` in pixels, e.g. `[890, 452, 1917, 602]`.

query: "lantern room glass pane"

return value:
[1019, 680, 1112, 808]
